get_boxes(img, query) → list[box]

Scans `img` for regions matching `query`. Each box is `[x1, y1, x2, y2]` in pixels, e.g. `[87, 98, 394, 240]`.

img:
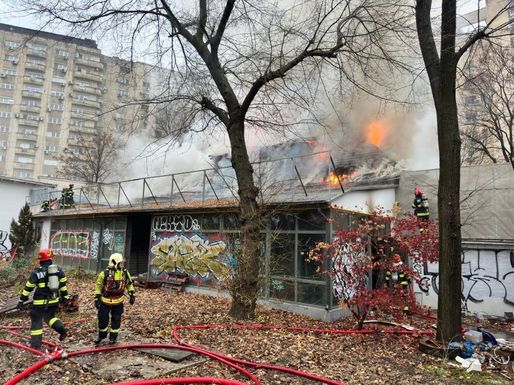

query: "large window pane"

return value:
[297, 233, 325, 279]
[297, 210, 327, 231]
[270, 233, 294, 276]
[269, 279, 295, 301]
[223, 214, 240, 230]
[269, 213, 295, 231]
[202, 214, 221, 230]
[298, 282, 326, 306]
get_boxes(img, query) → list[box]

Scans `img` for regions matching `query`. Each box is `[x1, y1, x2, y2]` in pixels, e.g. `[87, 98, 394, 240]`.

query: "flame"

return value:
[366, 120, 390, 148]
[324, 171, 356, 186]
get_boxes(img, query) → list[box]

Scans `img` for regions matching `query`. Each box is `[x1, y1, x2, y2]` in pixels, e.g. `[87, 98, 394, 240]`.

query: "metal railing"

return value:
[32, 151, 345, 212]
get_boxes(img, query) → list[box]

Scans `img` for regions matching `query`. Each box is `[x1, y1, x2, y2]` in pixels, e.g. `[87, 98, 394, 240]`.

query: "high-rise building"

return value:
[457, 1, 514, 165]
[0, 23, 166, 182]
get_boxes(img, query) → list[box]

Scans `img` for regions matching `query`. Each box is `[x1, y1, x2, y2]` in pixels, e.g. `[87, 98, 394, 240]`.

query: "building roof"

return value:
[0, 23, 97, 49]
[0, 175, 56, 188]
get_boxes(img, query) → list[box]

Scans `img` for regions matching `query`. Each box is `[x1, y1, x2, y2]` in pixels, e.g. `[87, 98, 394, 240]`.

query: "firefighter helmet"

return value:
[38, 248, 53, 262]
[109, 253, 124, 269]
[414, 187, 423, 196]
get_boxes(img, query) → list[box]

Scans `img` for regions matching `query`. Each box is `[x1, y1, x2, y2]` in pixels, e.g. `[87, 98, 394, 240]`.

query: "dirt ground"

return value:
[0, 274, 512, 385]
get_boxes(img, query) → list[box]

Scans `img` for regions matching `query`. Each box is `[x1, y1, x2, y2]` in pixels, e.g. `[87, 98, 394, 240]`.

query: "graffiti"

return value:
[102, 228, 114, 250]
[416, 248, 514, 311]
[90, 232, 100, 259]
[150, 233, 231, 283]
[152, 215, 201, 233]
[50, 230, 90, 259]
[0, 230, 8, 254]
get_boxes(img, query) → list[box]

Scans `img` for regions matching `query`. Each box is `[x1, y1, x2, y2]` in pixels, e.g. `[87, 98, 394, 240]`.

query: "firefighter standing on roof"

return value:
[94, 253, 135, 345]
[17, 248, 69, 350]
[412, 188, 429, 220]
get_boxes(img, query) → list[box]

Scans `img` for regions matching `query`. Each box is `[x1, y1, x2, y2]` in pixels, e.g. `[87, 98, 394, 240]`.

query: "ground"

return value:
[0, 272, 512, 385]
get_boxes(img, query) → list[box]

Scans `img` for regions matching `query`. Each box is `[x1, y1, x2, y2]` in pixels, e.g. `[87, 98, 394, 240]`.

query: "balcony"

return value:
[15, 147, 37, 155]
[27, 48, 47, 58]
[75, 57, 104, 70]
[24, 76, 44, 85]
[25, 62, 46, 71]
[20, 104, 41, 113]
[74, 70, 103, 83]
[17, 132, 38, 140]
[71, 97, 100, 108]
[73, 84, 102, 96]
[22, 91, 42, 98]
[17, 118, 40, 127]
[14, 162, 35, 170]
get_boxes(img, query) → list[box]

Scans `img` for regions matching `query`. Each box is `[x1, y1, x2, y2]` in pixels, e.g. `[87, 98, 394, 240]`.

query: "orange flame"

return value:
[324, 171, 356, 186]
[366, 120, 390, 148]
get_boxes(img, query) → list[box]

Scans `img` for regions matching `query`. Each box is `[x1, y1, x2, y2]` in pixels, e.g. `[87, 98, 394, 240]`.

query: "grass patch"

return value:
[422, 363, 510, 384]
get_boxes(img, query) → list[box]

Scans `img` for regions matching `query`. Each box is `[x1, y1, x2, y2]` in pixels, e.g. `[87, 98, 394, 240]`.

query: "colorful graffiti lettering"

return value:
[152, 215, 201, 232]
[50, 230, 90, 259]
[90, 232, 100, 259]
[414, 248, 514, 313]
[150, 233, 231, 283]
[103, 228, 114, 250]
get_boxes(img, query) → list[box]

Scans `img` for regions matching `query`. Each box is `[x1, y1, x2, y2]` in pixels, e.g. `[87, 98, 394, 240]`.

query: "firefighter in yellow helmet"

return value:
[93, 253, 135, 345]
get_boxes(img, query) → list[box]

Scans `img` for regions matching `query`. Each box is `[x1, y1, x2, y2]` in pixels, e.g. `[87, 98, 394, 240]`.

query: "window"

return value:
[26, 59, 45, 67]
[16, 156, 34, 164]
[14, 169, 32, 178]
[46, 131, 60, 138]
[21, 113, 39, 121]
[24, 86, 42, 94]
[27, 42, 46, 52]
[72, 107, 86, 114]
[76, 94, 88, 101]
[5, 55, 17, 62]
[1, 68, 16, 76]
[0, 83, 15, 89]
[56, 63, 66, 71]
[45, 145, 58, 152]
[44, 159, 58, 166]
[117, 78, 129, 85]
[48, 104, 64, 111]
[27, 71, 44, 79]
[72, 120, 84, 127]
[0, 111, 11, 118]
[117, 90, 128, 97]
[50, 90, 65, 98]
[56, 49, 68, 58]
[4, 41, 21, 49]
[19, 142, 32, 149]
[0, 154, 4, 161]
[20, 127, 36, 135]
[0, 140, 6, 149]
[0, 125, 8, 133]
[0, 97, 13, 104]
[48, 116, 63, 125]
[24, 99, 40, 107]
[465, 95, 478, 105]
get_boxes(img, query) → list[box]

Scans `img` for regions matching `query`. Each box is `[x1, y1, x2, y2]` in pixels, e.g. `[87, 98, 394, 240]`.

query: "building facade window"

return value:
[46, 131, 60, 138]
[0, 111, 12, 118]
[16, 156, 34, 163]
[0, 83, 15, 89]
[14, 169, 32, 178]
[0, 97, 14, 104]
[4, 41, 21, 49]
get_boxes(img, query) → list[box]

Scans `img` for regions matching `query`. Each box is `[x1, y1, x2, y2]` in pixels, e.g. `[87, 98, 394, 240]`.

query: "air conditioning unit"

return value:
[58, 95, 64, 100]
[15, 113, 20, 118]
[38, 117, 44, 121]
[101, 87, 107, 93]
[47, 107, 52, 112]
[44, 150, 49, 155]
[12, 59, 18, 65]
[0, 73, 5, 78]
[68, 81, 74, 85]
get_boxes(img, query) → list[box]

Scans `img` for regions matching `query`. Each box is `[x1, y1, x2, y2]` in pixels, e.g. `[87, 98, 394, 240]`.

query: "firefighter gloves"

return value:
[16, 301, 24, 311]
[94, 296, 101, 310]
[129, 294, 136, 305]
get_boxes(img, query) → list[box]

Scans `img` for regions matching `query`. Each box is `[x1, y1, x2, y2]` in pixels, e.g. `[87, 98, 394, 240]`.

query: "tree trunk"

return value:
[416, 0, 463, 341]
[227, 119, 261, 320]
[435, 72, 462, 342]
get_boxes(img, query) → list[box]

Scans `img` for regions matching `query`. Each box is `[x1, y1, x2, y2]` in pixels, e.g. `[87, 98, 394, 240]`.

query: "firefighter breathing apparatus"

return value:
[47, 264, 60, 294]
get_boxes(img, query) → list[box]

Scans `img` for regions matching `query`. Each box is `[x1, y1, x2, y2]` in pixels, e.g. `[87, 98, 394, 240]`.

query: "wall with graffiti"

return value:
[149, 215, 235, 285]
[50, 230, 91, 259]
[413, 247, 514, 316]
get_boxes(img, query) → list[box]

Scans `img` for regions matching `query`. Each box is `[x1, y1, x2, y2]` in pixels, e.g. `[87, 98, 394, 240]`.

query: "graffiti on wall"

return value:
[90, 232, 100, 259]
[50, 230, 91, 259]
[414, 249, 514, 311]
[0, 230, 8, 254]
[152, 215, 201, 233]
[103, 228, 114, 251]
[150, 232, 232, 284]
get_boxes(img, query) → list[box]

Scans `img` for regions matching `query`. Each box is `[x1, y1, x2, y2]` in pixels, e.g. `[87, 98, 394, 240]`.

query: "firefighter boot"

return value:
[109, 337, 117, 345]
[93, 335, 104, 346]
[59, 328, 68, 341]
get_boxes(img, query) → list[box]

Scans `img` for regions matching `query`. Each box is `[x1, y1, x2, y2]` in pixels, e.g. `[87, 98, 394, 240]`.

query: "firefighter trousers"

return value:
[97, 303, 124, 342]
[30, 305, 65, 349]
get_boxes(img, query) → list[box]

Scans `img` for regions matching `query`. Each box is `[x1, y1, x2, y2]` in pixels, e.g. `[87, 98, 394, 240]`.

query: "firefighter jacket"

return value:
[385, 262, 411, 287]
[412, 195, 429, 217]
[95, 268, 135, 306]
[19, 261, 68, 307]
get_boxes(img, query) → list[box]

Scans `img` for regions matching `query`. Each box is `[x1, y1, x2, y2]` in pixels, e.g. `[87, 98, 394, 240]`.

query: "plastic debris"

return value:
[455, 356, 482, 372]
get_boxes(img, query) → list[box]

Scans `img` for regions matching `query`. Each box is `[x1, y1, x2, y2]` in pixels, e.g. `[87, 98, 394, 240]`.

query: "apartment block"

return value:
[0, 23, 166, 182]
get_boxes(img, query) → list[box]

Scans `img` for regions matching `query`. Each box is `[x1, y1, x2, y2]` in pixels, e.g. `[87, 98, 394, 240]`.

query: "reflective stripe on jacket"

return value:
[95, 268, 135, 306]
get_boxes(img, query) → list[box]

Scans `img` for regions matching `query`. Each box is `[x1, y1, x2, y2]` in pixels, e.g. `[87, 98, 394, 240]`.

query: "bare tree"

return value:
[460, 43, 514, 169]
[415, 0, 513, 341]
[58, 130, 118, 183]
[24, 0, 410, 319]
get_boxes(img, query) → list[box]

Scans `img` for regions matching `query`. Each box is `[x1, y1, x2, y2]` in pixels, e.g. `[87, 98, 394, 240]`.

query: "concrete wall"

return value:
[0, 180, 33, 251]
[332, 187, 396, 213]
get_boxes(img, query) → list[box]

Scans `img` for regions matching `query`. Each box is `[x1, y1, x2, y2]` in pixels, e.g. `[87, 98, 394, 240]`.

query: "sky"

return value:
[0, 1, 487, 175]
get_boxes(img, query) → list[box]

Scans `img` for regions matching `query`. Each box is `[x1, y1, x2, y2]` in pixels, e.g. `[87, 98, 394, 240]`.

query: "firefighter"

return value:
[64, 184, 75, 208]
[412, 187, 429, 220]
[59, 187, 67, 209]
[17, 248, 69, 350]
[41, 199, 50, 212]
[94, 253, 135, 345]
[385, 254, 411, 315]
